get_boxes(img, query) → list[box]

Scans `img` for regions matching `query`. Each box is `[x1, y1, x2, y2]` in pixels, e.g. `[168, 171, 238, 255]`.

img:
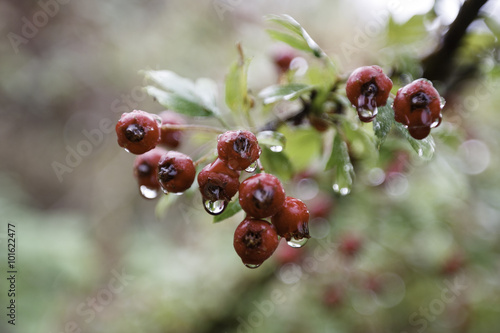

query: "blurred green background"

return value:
[1, 0, 500, 332]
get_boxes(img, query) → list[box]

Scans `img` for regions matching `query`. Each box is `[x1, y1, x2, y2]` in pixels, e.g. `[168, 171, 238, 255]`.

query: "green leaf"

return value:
[213, 200, 242, 223]
[225, 54, 251, 114]
[373, 101, 395, 148]
[266, 14, 325, 58]
[387, 15, 427, 45]
[326, 133, 354, 195]
[265, 30, 311, 52]
[258, 83, 315, 104]
[342, 121, 377, 161]
[256, 131, 287, 151]
[144, 86, 214, 117]
[259, 147, 294, 181]
[144, 70, 220, 117]
[394, 122, 436, 160]
[279, 127, 322, 171]
[144, 70, 199, 99]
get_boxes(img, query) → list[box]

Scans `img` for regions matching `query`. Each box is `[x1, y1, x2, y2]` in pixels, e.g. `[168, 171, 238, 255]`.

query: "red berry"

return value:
[233, 218, 279, 268]
[273, 47, 296, 74]
[159, 110, 185, 148]
[116, 110, 161, 154]
[239, 173, 286, 218]
[157, 151, 196, 193]
[393, 79, 442, 140]
[271, 197, 310, 242]
[133, 147, 166, 192]
[338, 233, 363, 257]
[217, 130, 261, 171]
[197, 158, 240, 202]
[345, 65, 393, 122]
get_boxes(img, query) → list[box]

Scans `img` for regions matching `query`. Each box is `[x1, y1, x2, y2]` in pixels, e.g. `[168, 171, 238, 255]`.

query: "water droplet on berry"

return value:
[244, 263, 261, 269]
[287, 237, 308, 248]
[245, 161, 257, 173]
[440, 96, 446, 109]
[430, 116, 442, 128]
[124, 148, 131, 153]
[139, 185, 159, 199]
[357, 106, 378, 122]
[203, 199, 227, 215]
[256, 131, 286, 152]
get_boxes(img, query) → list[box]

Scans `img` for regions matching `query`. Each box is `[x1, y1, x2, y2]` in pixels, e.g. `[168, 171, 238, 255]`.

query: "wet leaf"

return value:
[394, 122, 435, 160]
[145, 86, 214, 117]
[225, 52, 251, 114]
[259, 147, 294, 181]
[373, 101, 395, 148]
[258, 83, 315, 104]
[326, 132, 354, 195]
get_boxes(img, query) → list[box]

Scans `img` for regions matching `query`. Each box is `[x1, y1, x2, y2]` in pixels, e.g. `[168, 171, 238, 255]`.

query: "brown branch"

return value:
[422, 0, 489, 82]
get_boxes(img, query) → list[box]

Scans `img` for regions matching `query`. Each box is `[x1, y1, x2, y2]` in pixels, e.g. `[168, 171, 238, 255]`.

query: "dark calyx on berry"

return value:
[271, 197, 310, 241]
[125, 124, 146, 142]
[233, 218, 280, 267]
[217, 130, 261, 170]
[116, 110, 161, 155]
[239, 173, 285, 218]
[197, 158, 240, 202]
[158, 163, 178, 182]
[157, 151, 196, 193]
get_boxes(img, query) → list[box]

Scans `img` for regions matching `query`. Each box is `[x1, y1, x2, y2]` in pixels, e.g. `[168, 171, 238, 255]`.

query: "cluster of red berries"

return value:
[346, 65, 443, 139]
[115, 112, 310, 268]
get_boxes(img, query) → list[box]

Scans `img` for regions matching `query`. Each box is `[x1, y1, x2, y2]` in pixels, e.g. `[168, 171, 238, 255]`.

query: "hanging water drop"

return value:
[203, 199, 227, 215]
[287, 237, 308, 248]
[256, 131, 286, 152]
[333, 183, 351, 196]
[244, 263, 261, 269]
[245, 161, 257, 173]
[140, 185, 159, 199]
[357, 106, 378, 123]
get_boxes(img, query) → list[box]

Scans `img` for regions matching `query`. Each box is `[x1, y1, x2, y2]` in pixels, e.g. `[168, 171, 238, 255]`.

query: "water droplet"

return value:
[203, 199, 227, 215]
[287, 237, 308, 248]
[430, 115, 442, 128]
[245, 161, 257, 173]
[244, 263, 261, 269]
[440, 96, 446, 109]
[270, 145, 283, 152]
[357, 106, 378, 122]
[124, 148, 131, 153]
[172, 192, 184, 196]
[332, 184, 351, 196]
[256, 131, 286, 152]
[140, 185, 159, 199]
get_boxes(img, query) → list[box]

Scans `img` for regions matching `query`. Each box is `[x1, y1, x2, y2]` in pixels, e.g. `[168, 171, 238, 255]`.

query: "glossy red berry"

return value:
[233, 218, 280, 268]
[239, 173, 286, 218]
[393, 79, 442, 140]
[217, 130, 261, 171]
[159, 110, 185, 148]
[116, 110, 161, 154]
[133, 147, 166, 193]
[157, 151, 196, 193]
[271, 197, 310, 242]
[197, 158, 240, 202]
[346, 65, 393, 122]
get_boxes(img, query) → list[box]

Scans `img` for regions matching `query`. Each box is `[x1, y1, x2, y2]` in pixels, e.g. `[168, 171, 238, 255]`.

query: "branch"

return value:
[422, 0, 489, 82]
